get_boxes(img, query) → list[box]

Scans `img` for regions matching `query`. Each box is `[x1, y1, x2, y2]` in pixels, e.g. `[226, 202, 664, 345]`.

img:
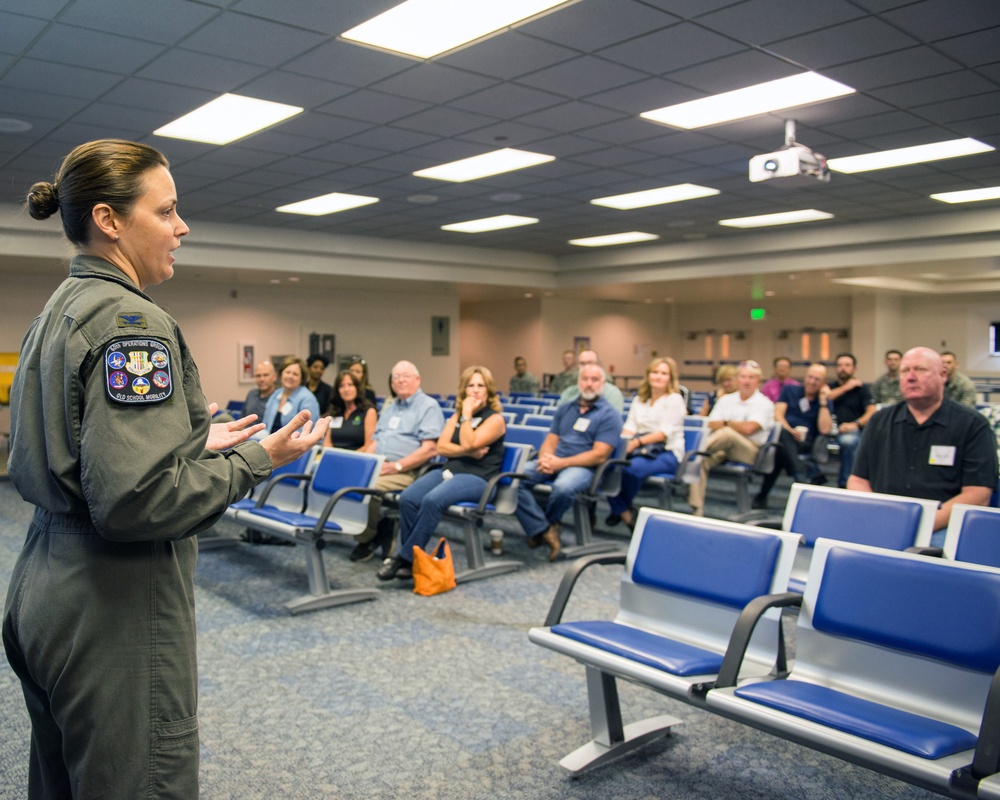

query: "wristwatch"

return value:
[394, 461, 402, 472]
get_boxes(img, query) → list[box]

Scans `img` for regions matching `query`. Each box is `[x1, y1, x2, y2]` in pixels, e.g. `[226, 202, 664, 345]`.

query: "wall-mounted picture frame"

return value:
[238, 342, 255, 384]
[573, 336, 590, 354]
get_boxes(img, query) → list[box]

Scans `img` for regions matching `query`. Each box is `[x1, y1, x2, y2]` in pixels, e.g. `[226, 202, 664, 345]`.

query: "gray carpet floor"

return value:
[0, 469, 936, 799]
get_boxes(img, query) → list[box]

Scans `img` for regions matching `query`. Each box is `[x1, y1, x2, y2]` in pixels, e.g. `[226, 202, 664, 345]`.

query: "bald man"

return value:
[849, 347, 997, 540]
[243, 360, 277, 421]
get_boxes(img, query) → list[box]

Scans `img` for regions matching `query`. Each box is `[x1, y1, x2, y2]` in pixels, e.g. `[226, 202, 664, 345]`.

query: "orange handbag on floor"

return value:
[412, 537, 457, 596]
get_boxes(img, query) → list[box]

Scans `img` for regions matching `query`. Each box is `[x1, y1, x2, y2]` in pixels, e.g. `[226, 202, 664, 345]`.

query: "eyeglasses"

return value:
[391, 373, 416, 381]
[738, 360, 760, 369]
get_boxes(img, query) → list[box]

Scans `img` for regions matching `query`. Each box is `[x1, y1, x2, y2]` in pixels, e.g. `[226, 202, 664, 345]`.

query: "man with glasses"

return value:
[557, 350, 624, 412]
[353, 361, 444, 562]
[689, 360, 775, 516]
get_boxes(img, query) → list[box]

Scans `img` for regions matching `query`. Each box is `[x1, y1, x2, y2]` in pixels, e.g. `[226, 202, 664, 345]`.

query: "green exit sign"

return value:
[750, 308, 766, 321]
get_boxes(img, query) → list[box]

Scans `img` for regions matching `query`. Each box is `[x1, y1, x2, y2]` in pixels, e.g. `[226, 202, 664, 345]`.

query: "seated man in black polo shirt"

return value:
[848, 347, 997, 545]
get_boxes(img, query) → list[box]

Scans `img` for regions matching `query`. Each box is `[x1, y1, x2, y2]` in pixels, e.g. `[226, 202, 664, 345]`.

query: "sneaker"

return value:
[350, 540, 379, 562]
[377, 556, 412, 581]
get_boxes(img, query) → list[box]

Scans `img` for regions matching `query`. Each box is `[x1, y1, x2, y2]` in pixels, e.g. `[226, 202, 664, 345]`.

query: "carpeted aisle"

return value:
[0, 477, 935, 799]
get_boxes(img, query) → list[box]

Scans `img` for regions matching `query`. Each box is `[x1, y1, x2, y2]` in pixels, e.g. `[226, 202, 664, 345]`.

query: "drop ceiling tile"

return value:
[915, 92, 1000, 124]
[640, 0, 746, 18]
[577, 117, 666, 145]
[454, 121, 555, 148]
[279, 112, 374, 143]
[934, 27, 1000, 68]
[284, 40, 410, 87]
[235, 70, 356, 108]
[394, 106, 499, 137]
[667, 50, 799, 93]
[823, 46, 963, 91]
[0, 11, 48, 55]
[0, 58, 122, 99]
[881, 0, 1000, 41]
[101, 78, 215, 116]
[58, 0, 220, 45]
[516, 101, 626, 134]
[516, 56, 648, 98]
[339, 125, 441, 153]
[303, 140, 389, 165]
[519, 1, 679, 52]
[599, 23, 746, 75]
[178, 12, 327, 68]
[26, 24, 167, 73]
[450, 82, 565, 117]
[316, 90, 432, 125]
[372, 63, 499, 105]
[137, 49, 270, 93]
[769, 17, 920, 70]
[0, 86, 90, 120]
[870, 71, 997, 108]
[439, 31, 579, 80]
[697, 0, 866, 44]
[586, 77, 701, 115]
[230, 0, 377, 35]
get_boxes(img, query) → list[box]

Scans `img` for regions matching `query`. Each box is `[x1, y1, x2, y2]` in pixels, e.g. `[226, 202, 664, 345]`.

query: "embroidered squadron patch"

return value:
[105, 338, 172, 404]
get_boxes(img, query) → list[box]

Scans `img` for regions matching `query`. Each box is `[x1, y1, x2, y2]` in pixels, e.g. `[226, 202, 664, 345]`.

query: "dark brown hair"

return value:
[26, 139, 169, 246]
[328, 370, 374, 417]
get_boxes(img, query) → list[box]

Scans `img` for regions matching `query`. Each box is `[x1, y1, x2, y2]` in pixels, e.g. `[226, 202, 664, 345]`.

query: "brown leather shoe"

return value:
[526, 533, 543, 548]
[542, 525, 562, 561]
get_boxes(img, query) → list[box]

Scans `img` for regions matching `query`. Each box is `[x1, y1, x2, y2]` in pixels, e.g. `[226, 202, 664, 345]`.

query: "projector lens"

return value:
[764, 159, 779, 172]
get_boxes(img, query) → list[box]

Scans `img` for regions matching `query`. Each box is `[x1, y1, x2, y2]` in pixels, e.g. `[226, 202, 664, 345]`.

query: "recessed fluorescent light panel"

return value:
[414, 148, 555, 182]
[276, 192, 379, 216]
[154, 93, 303, 145]
[341, 0, 576, 59]
[591, 183, 720, 210]
[568, 232, 659, 247]
[827, 138, 994, 173]
[930, 186, 1000, 204]
[640, 72, 855, 130]
[718, 209, 833, 228]
[441, 215, 538, 233]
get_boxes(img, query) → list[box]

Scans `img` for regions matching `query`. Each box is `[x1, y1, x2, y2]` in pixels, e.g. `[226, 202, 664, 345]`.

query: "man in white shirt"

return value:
[688, 360, 775, 516]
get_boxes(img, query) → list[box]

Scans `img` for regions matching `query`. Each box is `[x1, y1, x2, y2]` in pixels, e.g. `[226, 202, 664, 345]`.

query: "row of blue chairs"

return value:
[529, 505, 1000, 798]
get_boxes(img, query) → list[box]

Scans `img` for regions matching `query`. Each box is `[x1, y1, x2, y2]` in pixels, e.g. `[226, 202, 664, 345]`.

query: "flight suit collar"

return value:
[70, 254, 154, 302]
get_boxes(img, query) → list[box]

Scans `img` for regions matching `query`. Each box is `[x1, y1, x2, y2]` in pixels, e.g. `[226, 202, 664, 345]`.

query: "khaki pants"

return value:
[688, 427, 760, 512]
[355, 469, 417, 544]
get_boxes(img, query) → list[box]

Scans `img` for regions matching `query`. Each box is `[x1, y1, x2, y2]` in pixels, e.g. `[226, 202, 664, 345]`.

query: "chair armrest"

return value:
[904, 545, 944, 557]
[730, 510, 784, 529]
[311, 487, 385, 538]
[714, 591, 803, 689]
[673, 448, 701, 483]
[253, 472, 311, 507]
[971, 663, 1000, 779]
[473, 470, 529, 514]
[543, 553, 627, 627]
[586, 456, 630, 494]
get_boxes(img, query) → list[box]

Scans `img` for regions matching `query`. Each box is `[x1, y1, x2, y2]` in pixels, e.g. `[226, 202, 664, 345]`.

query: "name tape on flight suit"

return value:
[105, 338, 173, 404]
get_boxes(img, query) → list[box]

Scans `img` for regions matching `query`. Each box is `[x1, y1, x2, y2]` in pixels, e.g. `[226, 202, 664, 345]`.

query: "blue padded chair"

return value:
[708, 423, 781, 513]
[223, 446, 317, 521]
[707, 540, 1000, 798]
[521, 413, 553, 428]
[440, 442, 533, 583]
[943, 504, 1000, 568]
[529, 508, 799, 773]
[643, 425, 709, 511]
[539, 406, 557, 416]
[504, 424, 548, 458]
[235, 448, 384, 613]
[775, 483, 937, 592]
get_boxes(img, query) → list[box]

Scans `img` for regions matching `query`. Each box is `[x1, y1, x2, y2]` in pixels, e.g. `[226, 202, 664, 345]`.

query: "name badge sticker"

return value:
[573, 417, 591, 432]
[929, 445, 956, 466]
[280, 402, 293, 416]
[388, 416, 402, 430]
[798, 397, 811, 413]
[104, 338, 172, 404]
[331, 416, 344, 429]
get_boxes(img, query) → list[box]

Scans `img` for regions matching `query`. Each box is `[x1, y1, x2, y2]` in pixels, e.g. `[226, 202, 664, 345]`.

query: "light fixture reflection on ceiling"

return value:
[718, 209, 833, 228]
[276, 192, 380, 216]
[154, 93, 303, 145]
[340, 0, 577, 59]
[930, 185, 1000, 204]
[827, 138, 994, 173]
[591, 183, 719, 209]
[568, 231, 659, 247]
[415, 148, 554, 182]
[441, 214, 538, 233]
[640, 72, 854, 130]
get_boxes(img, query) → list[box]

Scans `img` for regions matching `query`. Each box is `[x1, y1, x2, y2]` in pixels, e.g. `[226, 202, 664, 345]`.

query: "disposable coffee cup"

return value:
[795, 426, 809, 438]
[489, 529, 503, 556]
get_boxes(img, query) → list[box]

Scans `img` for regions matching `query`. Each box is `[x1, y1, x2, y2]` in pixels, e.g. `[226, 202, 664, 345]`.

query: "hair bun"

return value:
[26, 181, 60, 220]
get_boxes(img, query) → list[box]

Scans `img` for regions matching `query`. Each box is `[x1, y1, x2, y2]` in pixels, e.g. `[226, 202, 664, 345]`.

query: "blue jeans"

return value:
[515, 461, 594, 538]
[837, 430, 862, 488]
[394, 470, 488, 563]
[608, 451, 680, 516]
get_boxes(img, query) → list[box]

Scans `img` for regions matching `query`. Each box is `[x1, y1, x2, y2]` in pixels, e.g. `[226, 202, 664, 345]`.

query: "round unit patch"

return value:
[105, 338, 173, 404]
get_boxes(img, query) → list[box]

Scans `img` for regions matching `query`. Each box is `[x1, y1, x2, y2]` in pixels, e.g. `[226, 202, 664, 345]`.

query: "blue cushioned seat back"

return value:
[272, 448, 314, 484]
[682, 426, 701, 452]
[496, 443, 520, 486]
[632, 514, 781, 609]
[954, 508, 1000, 568]
[813, 547, 1000, 673]
[312, 450, 378, 501]
[790, 491, 923, 548]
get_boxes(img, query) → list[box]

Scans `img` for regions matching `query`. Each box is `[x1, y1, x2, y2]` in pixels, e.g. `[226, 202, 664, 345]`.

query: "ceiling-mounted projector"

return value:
[749, 120, 829, 187]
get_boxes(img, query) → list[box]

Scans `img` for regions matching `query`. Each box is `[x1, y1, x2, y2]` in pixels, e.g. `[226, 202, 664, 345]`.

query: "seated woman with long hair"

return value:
[606, 356, 687, 529]
[323, 370, 377, 451]
[261, 357, 320, 434]
[376, 365, 506, 581]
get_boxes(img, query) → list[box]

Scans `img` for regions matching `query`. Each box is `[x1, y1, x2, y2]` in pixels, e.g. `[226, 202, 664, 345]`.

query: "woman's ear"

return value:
[91, 203, 120, 243]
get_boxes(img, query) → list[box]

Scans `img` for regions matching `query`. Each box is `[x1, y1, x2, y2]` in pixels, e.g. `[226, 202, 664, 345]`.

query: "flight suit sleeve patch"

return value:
[105, 338, 173, 404]
[116, 312, 148, 328]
